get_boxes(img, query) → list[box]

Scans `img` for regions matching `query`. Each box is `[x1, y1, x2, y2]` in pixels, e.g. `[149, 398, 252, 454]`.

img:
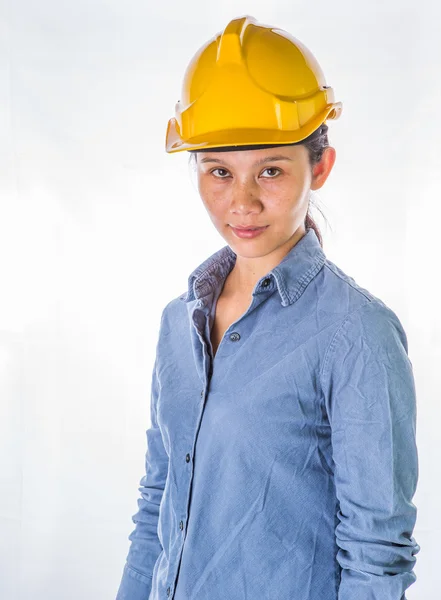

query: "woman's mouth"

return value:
[230, 225, 269, 239]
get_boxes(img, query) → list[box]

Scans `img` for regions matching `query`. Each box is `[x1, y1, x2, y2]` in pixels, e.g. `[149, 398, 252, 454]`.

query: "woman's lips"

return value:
[230, 225, 269, 239]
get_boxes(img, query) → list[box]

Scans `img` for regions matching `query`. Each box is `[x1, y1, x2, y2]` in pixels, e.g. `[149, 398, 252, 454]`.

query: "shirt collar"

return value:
[180, 227, 326, 307]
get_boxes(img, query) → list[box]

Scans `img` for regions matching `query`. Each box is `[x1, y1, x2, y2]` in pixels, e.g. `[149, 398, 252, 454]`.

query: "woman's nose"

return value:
[229, 179, 261, 211]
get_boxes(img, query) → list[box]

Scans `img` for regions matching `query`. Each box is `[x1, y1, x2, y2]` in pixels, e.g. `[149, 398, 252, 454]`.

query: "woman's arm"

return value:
[321, 300, 420, 599]
[116, 312, 169, 600]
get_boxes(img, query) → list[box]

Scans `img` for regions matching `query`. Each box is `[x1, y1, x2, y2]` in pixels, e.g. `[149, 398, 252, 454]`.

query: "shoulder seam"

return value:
[323, 261, 372, 302]
[320, 299, 372, 393]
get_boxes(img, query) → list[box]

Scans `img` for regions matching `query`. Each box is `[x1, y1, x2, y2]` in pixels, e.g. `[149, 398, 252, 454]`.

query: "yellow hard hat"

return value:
[165, 15, 342, 154]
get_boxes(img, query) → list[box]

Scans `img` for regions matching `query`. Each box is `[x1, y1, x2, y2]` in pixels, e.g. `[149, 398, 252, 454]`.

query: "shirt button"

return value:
[167, 586, 171, 596]
[186, 453, 191, 463]
[179, 520, 184, 530]
[200, 390, 204, 397]
[229, 332, 241, 342]
[262, 277, 271, 287]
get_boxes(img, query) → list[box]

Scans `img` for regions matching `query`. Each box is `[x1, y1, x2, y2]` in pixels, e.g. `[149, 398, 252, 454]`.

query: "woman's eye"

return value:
[261, 167, 281, 178]
[211, 168, 230, 178]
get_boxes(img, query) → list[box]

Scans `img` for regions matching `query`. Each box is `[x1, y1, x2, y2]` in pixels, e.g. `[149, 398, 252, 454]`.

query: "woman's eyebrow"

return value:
[199, 155, 293, 166]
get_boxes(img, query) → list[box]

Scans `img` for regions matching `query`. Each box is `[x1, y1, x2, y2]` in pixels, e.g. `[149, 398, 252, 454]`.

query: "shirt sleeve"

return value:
[116, 311, 169, 600]
[321, 300, 421, 599]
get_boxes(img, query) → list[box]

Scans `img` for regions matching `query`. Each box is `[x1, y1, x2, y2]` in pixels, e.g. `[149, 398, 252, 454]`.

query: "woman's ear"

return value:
[310, 146, 336, 191]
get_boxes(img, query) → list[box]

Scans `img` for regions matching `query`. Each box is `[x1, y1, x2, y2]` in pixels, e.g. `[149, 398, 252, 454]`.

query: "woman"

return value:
[116, 16, 420, 600]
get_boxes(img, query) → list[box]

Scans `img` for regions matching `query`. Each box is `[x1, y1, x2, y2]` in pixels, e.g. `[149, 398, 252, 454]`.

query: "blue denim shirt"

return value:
[116, 227, 420, 600]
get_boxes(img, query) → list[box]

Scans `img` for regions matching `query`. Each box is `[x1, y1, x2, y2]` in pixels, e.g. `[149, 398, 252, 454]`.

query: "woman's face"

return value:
[195, 144, 336, 259]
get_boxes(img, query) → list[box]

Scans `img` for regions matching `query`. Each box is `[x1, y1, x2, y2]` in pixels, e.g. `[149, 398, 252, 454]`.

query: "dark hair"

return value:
[189, 123, 331, 248]
[301, 123, 330, 248]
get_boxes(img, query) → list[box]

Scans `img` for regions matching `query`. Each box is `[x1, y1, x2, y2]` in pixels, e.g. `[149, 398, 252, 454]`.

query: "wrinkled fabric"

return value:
[116, 227, 420, 600]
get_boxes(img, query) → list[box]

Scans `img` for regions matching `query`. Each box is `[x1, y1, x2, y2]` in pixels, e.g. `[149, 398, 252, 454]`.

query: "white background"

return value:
[1, 1, 439, 598]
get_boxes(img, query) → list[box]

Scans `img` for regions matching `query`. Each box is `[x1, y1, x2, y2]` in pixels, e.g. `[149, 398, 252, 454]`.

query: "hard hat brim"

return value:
[165, 103, 342, 154]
